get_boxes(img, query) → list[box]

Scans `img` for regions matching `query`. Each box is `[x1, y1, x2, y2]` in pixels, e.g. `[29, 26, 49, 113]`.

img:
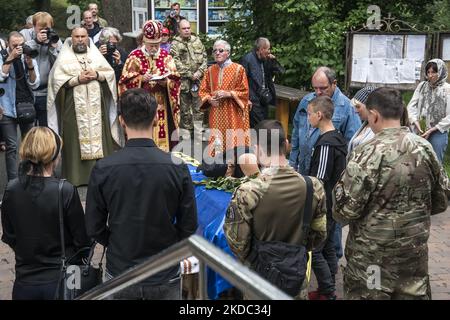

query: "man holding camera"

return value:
[21, 12, 62, 127]
[163, 3, 185, 37]
[0, 31, 40, 181]
[97, 27, 127, 82]
[170, 19, 207, 143]
[240, 37, 285, 128]
[88, 2, 108, 28]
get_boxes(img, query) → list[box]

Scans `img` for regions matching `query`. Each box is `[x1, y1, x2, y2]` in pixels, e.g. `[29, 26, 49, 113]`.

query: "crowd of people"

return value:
[0, 1, 449, 301]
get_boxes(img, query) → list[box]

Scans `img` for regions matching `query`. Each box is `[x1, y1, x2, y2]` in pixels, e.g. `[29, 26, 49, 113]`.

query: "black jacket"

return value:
[240, 50, 284, 107]
[85, 138, 198, 284]
[309, 130, 347, 217]
[1, 177, 89, 284]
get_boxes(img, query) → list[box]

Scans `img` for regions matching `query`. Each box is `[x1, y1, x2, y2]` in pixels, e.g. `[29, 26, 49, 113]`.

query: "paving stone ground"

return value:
[1, 204, 449, 300]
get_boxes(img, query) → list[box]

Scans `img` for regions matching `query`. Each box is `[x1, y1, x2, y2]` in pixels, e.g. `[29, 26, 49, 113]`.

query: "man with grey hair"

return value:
[240, 37, 284, 127]
[199, 39, 250, 155]
[289, 66, 361, 264]
[97, 27, 127, 81]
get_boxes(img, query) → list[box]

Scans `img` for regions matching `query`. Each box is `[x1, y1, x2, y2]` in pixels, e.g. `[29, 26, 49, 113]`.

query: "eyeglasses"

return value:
[313, 85, 330, 91]
[213, 48, 227, 54]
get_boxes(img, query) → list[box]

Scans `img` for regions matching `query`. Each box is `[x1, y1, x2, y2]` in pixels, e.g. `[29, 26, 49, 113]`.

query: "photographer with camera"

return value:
[1, 31, 40, 181]
[21, 12, 62, 127]
[240, 37, 285, 128]
[97, 27, 127, 82]
[163, 3, 185, 37]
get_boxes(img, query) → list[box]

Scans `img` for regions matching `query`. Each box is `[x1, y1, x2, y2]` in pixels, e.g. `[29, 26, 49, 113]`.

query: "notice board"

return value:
[436, 32, 450, 84]
[346, 32, 431, 90]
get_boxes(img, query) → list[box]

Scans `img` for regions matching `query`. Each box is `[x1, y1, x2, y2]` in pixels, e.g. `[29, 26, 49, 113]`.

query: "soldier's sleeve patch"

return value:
[334, 183, 344, 203]
[226, 203, 237, 220]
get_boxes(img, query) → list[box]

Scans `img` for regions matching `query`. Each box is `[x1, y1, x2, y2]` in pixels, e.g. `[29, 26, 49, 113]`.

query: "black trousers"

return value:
[0, 115, 33, 180]
[12, 280, 59, 300]
[250, 103, 269, 128]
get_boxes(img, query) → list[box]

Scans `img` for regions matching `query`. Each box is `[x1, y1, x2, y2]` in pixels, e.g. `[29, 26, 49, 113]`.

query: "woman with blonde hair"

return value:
[1, 127, 90, 300]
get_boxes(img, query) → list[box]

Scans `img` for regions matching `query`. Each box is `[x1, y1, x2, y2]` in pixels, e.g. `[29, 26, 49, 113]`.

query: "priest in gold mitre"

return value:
[47, 26, 122, 186]
[119, 20, 181, 151]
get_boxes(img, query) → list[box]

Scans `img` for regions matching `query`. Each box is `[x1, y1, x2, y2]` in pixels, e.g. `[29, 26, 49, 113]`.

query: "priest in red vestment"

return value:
[199, 40, 250, 156]
[119, 20, 181, 151]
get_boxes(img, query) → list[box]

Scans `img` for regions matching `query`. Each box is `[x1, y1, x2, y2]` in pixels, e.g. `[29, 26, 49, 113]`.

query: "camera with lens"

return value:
[45, 28, 60, 44]
[22, 45, 39, 59]
[0, 47, 7, 63]
[105, 41, 117, 67]
[169, 9, 177, 18]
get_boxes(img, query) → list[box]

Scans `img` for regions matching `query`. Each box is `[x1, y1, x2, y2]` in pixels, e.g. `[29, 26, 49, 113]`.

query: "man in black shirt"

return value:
[240, 37, 285, 128]
[85, 88, 197, 300]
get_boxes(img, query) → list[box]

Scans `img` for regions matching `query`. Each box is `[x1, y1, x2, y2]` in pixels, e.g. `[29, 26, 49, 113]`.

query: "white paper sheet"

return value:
[351, 58, 370, 82]
[386, 35, 404, 59]
[406, 35, 426, 61]
[352, 34, 371, 59]
[398, 59, 416, 83]
[443, 37, 450, 61]
[384, 59, 399, 84]
[415, 61, 423, 80]
[367, 59, 386, 83]
[370, 35, 387, 58]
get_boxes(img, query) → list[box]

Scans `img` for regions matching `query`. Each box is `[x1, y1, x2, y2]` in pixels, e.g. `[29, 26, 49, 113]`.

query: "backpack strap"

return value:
[300, 175, 314, 244]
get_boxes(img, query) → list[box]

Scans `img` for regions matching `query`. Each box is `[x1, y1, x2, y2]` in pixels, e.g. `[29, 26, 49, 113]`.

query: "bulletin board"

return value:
[435, 32, 450, 84]
[346, 32, 432, 91]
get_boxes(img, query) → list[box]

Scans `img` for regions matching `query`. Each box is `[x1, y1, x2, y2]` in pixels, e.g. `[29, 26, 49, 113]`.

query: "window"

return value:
[132, 0, 148, 33]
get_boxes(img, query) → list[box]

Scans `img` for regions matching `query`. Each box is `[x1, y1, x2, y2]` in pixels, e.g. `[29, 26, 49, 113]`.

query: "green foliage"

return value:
[66, 0, 101, 11]
[0, 0, 34, 34]
[194, 175, 258, 193]
[222, 0, 441, 90]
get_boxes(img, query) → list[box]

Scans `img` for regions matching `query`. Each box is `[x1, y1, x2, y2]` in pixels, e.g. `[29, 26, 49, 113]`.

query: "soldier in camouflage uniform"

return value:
[170, 19, 207, 142]
[223, 120, 327, 298]
[333, 88, 449, 300]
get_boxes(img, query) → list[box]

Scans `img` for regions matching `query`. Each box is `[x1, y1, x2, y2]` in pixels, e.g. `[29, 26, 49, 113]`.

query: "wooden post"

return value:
[276, 99, 290, 137]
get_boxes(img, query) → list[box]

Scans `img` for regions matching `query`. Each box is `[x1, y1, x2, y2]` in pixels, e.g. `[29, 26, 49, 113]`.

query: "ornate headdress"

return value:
[143, 20, 163, 44]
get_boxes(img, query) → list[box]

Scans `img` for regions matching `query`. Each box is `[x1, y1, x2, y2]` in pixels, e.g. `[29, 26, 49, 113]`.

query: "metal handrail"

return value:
[77, 235, 292, 300]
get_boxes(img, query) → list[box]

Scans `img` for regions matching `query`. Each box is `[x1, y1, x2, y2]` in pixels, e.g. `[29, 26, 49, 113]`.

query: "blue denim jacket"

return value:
[0, 55, 40, 118]
[289, 87, 361, 174]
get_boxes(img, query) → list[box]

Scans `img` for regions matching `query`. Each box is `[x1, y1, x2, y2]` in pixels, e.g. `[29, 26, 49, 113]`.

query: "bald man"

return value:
[289, 66, 361, 263]
[47, 27, 121, 186]
[289, 67, 360, 174]
[83, 10, 102, 43]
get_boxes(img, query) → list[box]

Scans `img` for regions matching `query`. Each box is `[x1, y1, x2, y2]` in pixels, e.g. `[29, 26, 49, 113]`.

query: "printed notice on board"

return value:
[351, 34, 425, 84]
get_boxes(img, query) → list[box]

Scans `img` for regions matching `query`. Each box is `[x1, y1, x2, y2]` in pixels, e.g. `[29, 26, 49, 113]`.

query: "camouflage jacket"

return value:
[170, 35, 207, 92]
[224, 166, 327, 263]
[333, 127, 449, 256]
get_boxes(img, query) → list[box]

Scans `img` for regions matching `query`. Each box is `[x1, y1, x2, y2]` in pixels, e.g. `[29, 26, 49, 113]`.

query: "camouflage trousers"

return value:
[179, 91, 204, 140]
[343, 249, 432, 300]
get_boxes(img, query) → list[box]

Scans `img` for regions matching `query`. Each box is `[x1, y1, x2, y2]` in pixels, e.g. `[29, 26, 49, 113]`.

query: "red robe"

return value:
[119, 48, 180, 151]
[199, 62, 250, 156]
